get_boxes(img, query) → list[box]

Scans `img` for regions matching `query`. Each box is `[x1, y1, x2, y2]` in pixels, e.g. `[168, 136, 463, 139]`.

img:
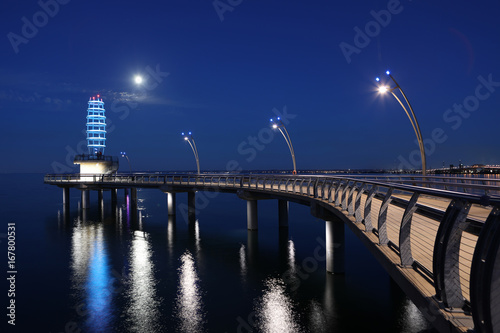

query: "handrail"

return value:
[44, 173, 500, 204]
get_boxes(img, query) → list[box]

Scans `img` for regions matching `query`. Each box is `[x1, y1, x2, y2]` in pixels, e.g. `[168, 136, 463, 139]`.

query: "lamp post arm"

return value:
[390, 91, 420, 142]
[389, 74, 427, 176]
[186, 140, 200, 174]
[389, 75, 424, 143]
[191, 138, 201, 175]
[279, 126, 297, 173]
[125, 156, 132, 173]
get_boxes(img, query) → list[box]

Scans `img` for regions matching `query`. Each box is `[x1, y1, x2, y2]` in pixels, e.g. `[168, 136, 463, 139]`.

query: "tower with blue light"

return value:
[73, 95, 118, 174]
[86, 95, 106, 155]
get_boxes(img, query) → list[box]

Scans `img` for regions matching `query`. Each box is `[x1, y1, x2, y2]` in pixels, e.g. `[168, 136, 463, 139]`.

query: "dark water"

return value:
[1, 174, 437, 333]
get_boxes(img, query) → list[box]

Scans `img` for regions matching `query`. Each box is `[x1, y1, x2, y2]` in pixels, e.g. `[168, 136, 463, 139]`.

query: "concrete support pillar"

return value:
[247, 200, 258, 230]
[278, 200, 289, 228]
[247, 230, 258, 267]
[63, 187, 70, 209]
[97, 190, 103, 208]
[81, 189, 90, 209]
[130, 188, 138, 205]
[188, 191, 196, 220]
[167, 192, 176, 216]
[326, 220, 345, 274]
[111, 188, 117, 204]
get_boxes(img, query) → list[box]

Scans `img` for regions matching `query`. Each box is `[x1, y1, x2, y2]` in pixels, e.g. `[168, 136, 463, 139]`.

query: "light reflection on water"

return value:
[398, 298, 429, 333]
[71, 221, 113, 332]
[175, 250, 205, 332]
[255, 278, 302, 333]
[288, 239, 296, 273]
[126, 230, 161, 333]
[239, 244, 247, 278]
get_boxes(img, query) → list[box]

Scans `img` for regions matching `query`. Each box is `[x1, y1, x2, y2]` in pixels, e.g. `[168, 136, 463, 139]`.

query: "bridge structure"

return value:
[44, 172, 500, 333]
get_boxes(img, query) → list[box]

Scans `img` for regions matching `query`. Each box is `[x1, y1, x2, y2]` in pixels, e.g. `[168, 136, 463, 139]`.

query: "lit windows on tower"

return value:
[86, 95, 106, 155]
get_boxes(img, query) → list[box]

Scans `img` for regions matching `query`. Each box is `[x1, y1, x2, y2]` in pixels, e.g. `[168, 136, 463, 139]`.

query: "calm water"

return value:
[1, 174, 437, 333]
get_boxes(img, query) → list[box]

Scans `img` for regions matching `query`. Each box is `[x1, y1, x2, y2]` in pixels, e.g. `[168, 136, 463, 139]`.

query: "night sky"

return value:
[1, 0, 499, 173]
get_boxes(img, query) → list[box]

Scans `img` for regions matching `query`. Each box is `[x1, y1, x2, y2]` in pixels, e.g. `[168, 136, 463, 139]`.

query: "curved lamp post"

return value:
[182, 132, 200, 174]
[270, 117, 297, 174]
[120, 151, 132, 173]
[376, 70, 427, 176]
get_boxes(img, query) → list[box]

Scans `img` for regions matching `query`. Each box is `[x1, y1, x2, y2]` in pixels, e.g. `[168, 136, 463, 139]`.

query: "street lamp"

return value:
[270, 117, 297, 174]
[120, 151, 132, 173]
[181, 132, 200, 174]
[376, 70, 427, 176]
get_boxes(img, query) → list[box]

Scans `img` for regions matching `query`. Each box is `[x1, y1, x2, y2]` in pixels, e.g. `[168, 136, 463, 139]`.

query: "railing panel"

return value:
[377, 188, 394, 246]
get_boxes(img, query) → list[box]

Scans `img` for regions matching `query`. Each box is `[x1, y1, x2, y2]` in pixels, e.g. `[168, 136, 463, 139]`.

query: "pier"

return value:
[44, 172, 500, 333]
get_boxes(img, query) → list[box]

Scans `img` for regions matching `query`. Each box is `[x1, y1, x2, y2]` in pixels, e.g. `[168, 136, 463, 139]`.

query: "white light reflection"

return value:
[308, 300, 327, 333]
[288, 240, 296, 273]
[194, 219, 201, 253]
[70, 222, 113, 332]
[400, 298, 429, 332]
[175, 250, 205, 333]
[126, 230, 160, 332]
[167, 216, 175, 256]
[255, 278, 301, 333]
[239, 244, 247, 278]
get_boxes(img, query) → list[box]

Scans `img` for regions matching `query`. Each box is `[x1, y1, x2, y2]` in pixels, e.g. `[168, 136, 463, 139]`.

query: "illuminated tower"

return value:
[74, 95, 118, 175]
[86, 95, 106, 155]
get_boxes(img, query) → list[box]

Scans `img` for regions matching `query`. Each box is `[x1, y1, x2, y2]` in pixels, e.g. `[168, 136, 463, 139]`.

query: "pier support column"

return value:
[111, 188, 117, 203]
[97, 190, 103, 207]
[63, 187, 70, 209]
[130, 188, 137, 205]
[326, 220, 345, 274]
[81, 189, 90, 209]
[167, 192, 176, 216]
[247, 200, 258, 230]
[278, 200, 289, 228]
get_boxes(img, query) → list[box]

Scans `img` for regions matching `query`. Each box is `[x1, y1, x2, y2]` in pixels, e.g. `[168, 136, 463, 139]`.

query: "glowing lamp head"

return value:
[378, 86, 389, 93]
[386, 70, 391, 75]
[184, 137, 188, 141]
[277, 117, 280, 120]
[375, 77, 380, 82]
[188, 132, 192, 135]
[272, 124, 278, 129]
[270, 118, 273, 122]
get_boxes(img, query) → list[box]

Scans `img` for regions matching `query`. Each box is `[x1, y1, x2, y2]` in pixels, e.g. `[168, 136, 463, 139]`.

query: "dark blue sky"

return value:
[1, 0, 499, 173]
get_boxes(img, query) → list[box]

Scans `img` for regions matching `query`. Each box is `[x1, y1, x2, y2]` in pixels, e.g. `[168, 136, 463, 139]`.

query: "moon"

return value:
[134, 75, 143, 84]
